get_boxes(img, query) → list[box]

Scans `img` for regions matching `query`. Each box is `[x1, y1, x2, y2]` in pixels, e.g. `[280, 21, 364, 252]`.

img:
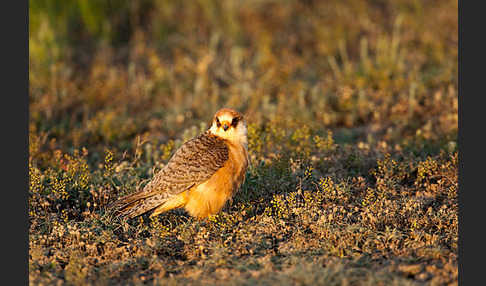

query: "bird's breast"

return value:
[183, 142, 248, 218]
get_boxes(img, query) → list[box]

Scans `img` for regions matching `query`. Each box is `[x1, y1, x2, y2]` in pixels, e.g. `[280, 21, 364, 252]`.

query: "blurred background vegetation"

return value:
[30, 0, 457, 159]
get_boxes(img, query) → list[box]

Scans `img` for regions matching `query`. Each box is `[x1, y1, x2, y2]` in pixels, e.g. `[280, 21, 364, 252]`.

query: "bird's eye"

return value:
[216, 117, 221, 127]
[231, 117, 239, 126]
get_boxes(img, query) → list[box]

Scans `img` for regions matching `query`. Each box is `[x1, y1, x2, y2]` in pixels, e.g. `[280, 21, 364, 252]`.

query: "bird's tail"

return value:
[110, 190, 169, 219]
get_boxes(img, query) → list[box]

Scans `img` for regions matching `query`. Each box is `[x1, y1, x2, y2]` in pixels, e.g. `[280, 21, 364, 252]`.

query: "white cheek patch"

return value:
[209, 124, 218, 134]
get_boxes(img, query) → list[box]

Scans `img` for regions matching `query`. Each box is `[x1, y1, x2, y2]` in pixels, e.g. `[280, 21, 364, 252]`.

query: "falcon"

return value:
[112, 108, 248, 219]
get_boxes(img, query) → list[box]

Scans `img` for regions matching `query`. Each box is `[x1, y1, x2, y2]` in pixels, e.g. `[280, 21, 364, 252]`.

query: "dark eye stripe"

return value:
[216, 117, 221, 127]
[231, 117, 239, 126]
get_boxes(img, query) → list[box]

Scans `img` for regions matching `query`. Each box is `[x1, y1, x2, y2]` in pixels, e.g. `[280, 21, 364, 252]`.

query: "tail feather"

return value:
[111, 191, 169, 219]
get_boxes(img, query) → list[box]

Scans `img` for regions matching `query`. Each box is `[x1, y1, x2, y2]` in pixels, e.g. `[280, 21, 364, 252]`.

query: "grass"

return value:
[29, 0, 457, 285]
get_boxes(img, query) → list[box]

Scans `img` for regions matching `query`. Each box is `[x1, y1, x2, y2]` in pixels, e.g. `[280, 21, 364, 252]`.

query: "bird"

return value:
[112, 108, 249, 220]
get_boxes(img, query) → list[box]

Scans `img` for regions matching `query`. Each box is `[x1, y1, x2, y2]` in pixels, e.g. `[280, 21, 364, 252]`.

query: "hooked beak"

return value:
[221, 120, 230, 131]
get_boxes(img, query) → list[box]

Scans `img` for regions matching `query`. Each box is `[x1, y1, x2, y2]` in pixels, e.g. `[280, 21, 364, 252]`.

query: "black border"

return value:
[458, 1, 481, 285]
[2, 0, 29, 283]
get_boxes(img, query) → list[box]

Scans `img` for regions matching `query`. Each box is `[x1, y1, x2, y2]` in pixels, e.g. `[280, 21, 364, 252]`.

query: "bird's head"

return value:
[209, 108, 247, 146]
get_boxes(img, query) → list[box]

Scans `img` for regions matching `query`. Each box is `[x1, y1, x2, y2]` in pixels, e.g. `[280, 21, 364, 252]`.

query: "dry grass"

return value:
[29, 0, 457, 285]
